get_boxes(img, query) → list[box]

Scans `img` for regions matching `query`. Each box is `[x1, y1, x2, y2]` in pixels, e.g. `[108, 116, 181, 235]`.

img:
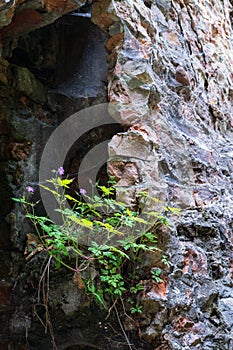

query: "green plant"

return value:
[87, 242, 128, 301]
[13, 168, 178, 346]
[130, 283, 144, 294]
[151, 268, 163, 283]
[129, 303, 143, 315]
[162, 254, 172, 267]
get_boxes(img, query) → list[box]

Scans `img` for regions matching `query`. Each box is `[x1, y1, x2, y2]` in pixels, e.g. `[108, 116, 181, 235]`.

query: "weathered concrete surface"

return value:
[0, 0, 233, 349]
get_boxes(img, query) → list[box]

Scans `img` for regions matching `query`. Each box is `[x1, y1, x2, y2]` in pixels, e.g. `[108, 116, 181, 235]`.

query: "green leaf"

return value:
[69, 215, 93, 228]
[165, 206, 181, 215]
[57, 177, 73, 188]
[130, 305, 143, 314]
[55, 259, 61, 269]
[94, 221, 124, 235]
[110, 247, 129, 259]
[12, 197, 28, 204]
[130, 216, 147, 224]
[97, 185, 115, 196]
[65, 194, 78, 202]
[39, 184, 59, 196]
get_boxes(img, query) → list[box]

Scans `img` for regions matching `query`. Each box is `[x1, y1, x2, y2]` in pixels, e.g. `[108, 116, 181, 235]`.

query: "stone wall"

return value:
[93, 1, 233, 348]
[0, 0, 233, 349]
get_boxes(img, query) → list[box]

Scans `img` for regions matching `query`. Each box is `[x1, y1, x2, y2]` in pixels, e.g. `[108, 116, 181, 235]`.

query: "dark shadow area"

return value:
[64, 123, 123, 195]
[7, 15, 91, 87]
[0, 10, 126, 350]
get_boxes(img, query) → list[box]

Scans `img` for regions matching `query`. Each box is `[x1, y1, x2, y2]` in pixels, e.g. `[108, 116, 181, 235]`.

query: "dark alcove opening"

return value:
[7, 11, 122, 187]
[1, 10, 126, 350]
[7, 13, 92, 87]
[7, 12, 108, 100]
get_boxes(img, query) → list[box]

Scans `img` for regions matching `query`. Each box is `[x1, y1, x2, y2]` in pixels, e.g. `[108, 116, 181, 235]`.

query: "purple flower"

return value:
[58, 167, 64, 176]
[80, 188, 87, 195]
[26, 186, 34, 193]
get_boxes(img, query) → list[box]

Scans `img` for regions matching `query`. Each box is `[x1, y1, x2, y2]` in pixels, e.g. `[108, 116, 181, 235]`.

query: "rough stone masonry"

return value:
[0, 0, 233, 349]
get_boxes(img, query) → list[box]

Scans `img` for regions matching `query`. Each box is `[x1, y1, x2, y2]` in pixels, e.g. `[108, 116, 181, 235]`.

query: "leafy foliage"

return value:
[13, 169, 179, 315]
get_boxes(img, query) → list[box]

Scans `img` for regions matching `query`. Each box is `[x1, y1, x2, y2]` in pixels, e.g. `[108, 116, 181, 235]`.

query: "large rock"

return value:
[13, 65, 47, 103]
[93, 0, 233, 348]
